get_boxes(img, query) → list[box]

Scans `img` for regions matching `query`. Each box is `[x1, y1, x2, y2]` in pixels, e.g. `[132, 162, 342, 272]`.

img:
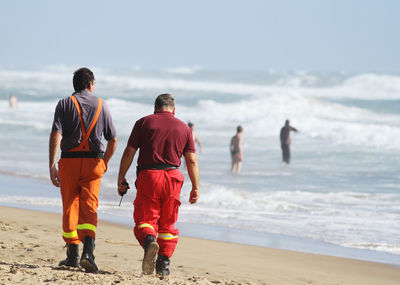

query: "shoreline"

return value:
[0, 173, 399, 268]
[1, 205, 400, 284]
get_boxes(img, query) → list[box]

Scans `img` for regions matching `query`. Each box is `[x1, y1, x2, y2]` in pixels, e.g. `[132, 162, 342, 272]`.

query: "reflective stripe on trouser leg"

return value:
[77, 223, 97, 238]
[138, 223, 155, 230]
[134, 221, 158, 247]
[157, 232, 179, 258]
[62, 230, 78, 241]
[158, 233, 179, 240]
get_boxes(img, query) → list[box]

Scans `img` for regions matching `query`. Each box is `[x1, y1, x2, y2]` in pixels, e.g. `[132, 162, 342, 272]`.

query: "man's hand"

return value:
[184, 151, 200, 204]
[189, 188, 199, 204]
[49, 165, 60, 187]
[117, 146, 136, 196]
[49, 131, 61, 187]
[117, 176, 130, 196]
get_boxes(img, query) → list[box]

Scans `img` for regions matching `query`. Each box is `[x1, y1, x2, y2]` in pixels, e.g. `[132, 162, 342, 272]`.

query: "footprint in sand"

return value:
[0, 221, 12, 231]
[18, 226, 29, 234]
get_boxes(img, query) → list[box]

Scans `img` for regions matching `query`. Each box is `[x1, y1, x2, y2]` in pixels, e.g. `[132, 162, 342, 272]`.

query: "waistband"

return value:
[136, 163, 179, 176]
[61, 151, 104, 159]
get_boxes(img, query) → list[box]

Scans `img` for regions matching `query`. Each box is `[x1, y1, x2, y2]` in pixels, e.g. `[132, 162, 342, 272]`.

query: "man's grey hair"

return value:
[155, 93, 175, 110]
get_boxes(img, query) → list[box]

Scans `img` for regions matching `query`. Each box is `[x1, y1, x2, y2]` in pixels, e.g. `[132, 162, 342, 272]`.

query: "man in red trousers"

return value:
[117, 93, 200, 276]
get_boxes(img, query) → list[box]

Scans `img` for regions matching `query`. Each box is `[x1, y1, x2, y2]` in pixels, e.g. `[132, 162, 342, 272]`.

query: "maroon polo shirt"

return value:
[128, 111, 195, 167]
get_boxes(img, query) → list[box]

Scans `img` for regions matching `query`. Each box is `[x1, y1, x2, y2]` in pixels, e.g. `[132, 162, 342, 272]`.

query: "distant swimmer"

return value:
[9, 94, 18, 108]
[230, 125, 243, 173]
[280, 119, 298, 164]
[188, 122, 202, 153]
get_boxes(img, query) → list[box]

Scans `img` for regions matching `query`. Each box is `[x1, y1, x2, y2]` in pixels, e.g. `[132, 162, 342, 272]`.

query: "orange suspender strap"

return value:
[69, 96, 103, 150]
[70, 96, 86, 136]
[82, 98, 102, 143]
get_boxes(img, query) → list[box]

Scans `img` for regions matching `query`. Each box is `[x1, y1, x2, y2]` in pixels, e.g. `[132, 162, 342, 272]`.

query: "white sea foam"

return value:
[175, 93, 400, 150]
[3, 92, 400, 151]
[0, 195, 61, 207]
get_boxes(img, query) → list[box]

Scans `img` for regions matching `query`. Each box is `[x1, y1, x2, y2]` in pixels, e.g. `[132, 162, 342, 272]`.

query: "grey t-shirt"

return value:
[52, 90, 116, 152]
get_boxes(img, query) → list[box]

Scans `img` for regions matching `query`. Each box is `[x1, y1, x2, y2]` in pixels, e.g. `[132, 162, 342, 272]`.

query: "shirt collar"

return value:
[154, 110, 174, 116]
[72, 89, 92, 97]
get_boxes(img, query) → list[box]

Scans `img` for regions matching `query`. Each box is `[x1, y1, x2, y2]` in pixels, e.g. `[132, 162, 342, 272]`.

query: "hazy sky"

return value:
[1, 0, 399, 72]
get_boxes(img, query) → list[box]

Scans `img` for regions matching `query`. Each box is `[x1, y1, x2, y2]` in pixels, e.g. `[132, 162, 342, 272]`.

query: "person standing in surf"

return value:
[280, 119, 298, 164]
[9, 93, 18, 108]
[188, 122, 202, 154]
[230, 125, 243, 173]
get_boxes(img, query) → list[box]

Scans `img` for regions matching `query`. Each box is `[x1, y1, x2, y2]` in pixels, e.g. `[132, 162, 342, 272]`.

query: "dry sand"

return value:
[0, 206, 399, 285]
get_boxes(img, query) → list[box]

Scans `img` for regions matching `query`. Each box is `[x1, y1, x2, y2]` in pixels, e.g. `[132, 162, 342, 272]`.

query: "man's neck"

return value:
[154, 107, 174, 114]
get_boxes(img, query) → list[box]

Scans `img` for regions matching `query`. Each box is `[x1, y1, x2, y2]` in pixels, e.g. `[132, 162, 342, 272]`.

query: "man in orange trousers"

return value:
[49, 67, 117, 273]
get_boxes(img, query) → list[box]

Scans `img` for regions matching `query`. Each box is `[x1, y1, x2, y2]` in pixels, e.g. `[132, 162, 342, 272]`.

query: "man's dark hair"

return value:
[155, 93, 175, 110]
[237, 125, 243, 133]
[188, 122, 194, 128]
[73, 67, 95, 92]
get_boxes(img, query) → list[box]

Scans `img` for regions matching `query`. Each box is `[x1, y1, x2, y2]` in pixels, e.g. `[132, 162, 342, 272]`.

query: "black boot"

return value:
[142, 235, 159, 275]
[79, 236, 98, 273]
[156, 254, 170, 276]
[59, 243, 79, 267]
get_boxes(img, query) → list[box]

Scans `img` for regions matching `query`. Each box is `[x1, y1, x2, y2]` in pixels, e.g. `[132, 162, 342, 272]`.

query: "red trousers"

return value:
[58, 158, 106, 244]
[134, 169, 184, 258]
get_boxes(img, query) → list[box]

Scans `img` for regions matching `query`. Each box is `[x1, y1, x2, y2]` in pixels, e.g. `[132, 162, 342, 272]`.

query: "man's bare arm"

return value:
[184, 151, 200, 204]
[49, 131, 62, 187]
[117, 146, 137, 196]
[103, 137, 117, 170]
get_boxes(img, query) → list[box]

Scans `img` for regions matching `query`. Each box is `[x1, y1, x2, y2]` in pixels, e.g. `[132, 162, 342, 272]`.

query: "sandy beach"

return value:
[0, 206, 399, 285]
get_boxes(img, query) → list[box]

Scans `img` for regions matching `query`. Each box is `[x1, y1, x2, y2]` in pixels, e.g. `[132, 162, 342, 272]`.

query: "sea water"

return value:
[0, 66, 399, 264]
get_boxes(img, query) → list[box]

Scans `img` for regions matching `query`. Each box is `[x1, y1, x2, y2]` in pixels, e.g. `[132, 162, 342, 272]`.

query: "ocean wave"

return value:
[3, 87, 400, 150]
[1, 67, 400, 101]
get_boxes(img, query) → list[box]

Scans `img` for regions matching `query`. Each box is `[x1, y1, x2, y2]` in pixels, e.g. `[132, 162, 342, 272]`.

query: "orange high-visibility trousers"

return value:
[134, 169, 184, 258]
[58, 95, 105, 244]
[58, 157, 106, 243]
